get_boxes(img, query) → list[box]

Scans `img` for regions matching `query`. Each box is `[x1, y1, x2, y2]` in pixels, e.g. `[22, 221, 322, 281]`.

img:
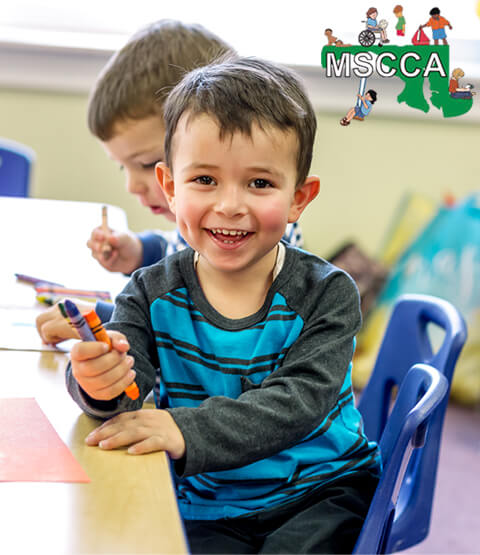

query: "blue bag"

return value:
[379, 193, 480, 315]
[355, 193, 480, 404]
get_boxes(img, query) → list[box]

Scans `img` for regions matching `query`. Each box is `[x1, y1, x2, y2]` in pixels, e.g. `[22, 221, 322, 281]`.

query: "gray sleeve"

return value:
[65, 272, 158, 419]
[169, 270, 362, 477]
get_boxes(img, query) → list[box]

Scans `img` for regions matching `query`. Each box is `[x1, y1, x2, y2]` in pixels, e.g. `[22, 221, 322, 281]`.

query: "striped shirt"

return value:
[68, 245, 380, 521]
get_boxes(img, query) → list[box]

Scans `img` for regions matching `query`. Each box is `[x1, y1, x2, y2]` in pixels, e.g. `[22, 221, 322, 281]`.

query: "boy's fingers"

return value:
[76, 362, 135, 401]
[70, 340, 110, 361]
[86, 410, 140, 442]
[42, 320, 79, 344]
[106, 234, 120, 249]
[127, 437, 165, 455]
[74, 350, 132, 379]
[35, 304, 61, 329]
[91, 226, 106, 241]
[86, 368, 136, 401]
[87, 423, 163, 454]
[109, 332, 130, 352]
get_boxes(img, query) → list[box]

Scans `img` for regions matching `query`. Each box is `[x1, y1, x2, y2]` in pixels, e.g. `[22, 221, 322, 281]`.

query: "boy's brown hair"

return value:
[88, 19, 235, 141]
[393, 5, 403, 14]
[163, 57, 317, 187]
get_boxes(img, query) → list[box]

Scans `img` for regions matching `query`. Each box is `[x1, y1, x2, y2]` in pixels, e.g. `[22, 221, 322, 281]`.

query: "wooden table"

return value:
[0, 197, 188, 554]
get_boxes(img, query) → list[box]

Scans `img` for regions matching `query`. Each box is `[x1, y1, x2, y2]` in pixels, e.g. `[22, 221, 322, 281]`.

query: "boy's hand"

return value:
[87, 227, 143, 274]
[70, 331, 136, 401]
[36, 300, 93, 344]
[85, 409, 186, 459]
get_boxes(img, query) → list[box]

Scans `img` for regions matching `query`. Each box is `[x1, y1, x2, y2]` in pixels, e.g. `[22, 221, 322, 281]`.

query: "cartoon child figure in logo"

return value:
[419, 7, 452, 45]
[449, 68, 476, 99]
[340, 89, 377, 126]
[366, 7, 389, 43]
[393, 5, 406, 36]
[324, 28, 338, 45]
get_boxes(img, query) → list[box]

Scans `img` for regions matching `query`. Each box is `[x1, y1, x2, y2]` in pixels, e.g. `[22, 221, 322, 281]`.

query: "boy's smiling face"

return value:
[102, 115, 175, 221]
[157, 113, 318, 277]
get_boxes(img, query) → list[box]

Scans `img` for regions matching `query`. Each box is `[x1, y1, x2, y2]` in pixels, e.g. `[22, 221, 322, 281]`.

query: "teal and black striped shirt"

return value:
[66, 244, 380, 521]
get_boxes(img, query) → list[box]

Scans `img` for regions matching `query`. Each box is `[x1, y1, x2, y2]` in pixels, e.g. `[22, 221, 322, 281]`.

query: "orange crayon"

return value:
[84, 309, 139, 400]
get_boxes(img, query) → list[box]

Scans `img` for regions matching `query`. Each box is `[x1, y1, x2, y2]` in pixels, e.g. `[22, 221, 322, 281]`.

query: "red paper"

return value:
[0, 398, 90, 482]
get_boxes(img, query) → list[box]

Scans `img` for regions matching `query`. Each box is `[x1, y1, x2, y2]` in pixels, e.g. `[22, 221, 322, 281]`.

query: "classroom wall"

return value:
[1, 86, 479, 259]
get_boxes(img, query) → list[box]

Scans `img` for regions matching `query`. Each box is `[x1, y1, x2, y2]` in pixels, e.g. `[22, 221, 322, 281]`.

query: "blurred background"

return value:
[1, 0, 479, 259]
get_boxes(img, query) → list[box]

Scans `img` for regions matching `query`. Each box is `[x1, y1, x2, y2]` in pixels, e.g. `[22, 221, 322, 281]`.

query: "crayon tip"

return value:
[64, 299, 79, 316]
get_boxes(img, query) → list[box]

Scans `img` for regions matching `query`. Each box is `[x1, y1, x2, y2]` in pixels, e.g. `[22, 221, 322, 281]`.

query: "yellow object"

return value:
[353, 306, 390, 389]
[378, 193, 436, 268]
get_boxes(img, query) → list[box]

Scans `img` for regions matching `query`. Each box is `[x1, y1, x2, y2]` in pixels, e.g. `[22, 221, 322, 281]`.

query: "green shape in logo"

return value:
[321, 45, 473, 118]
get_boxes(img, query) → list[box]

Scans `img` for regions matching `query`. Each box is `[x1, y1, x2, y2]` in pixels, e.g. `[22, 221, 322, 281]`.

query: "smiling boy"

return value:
[36, 20, 303, 346]
[66, 57, 380, 554]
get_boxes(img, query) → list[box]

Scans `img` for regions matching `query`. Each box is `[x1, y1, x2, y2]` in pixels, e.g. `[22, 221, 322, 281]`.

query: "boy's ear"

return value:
[288, 176, 320, 223]
[155, 162, 176, 213]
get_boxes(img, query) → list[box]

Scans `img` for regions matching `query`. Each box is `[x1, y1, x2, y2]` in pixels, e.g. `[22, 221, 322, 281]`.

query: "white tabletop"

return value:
[0, 197, 188, 554]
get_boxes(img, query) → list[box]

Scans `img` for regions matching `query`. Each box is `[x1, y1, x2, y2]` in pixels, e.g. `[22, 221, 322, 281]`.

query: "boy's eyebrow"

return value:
[183, 162, 220, 171]
[183, 162, 284, 178]
[247, 166, 283, 178]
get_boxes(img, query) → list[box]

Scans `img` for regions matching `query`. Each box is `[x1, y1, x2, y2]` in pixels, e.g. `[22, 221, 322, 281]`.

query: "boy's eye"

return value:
[194, 176, 216, 185]
[141, 160, 162, 170]
[249, 178, 273, 189]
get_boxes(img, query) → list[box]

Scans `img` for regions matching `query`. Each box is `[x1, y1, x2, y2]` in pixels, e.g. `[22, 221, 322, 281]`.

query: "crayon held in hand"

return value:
[58, 301, 69, 321]
[84, 309, 140, 401]
[63, 300, 95, 341]
[101, 205, 113, 260]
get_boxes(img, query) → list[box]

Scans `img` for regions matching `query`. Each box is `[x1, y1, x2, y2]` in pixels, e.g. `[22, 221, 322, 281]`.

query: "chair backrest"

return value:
[0, 137, 35, 197]
[354, 364, 449, 554]
[357, 294, 467, 552]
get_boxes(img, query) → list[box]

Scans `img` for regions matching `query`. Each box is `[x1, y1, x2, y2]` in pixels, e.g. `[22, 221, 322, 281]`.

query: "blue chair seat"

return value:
[355, 293, 467, 553]
[0, 137, 35, 197]
[354, 364, 449, 554]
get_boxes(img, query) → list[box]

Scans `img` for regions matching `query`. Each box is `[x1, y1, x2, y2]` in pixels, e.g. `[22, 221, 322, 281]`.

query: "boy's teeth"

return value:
[211, 229, 248, 236]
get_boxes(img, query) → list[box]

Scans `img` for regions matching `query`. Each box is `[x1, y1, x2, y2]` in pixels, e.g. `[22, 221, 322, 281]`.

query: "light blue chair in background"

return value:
[0, 137, 36, 197]
[355, 293, 467, 553]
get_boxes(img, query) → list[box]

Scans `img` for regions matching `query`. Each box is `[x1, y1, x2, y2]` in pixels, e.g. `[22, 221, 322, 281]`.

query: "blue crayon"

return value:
[64, 299, 95, 341]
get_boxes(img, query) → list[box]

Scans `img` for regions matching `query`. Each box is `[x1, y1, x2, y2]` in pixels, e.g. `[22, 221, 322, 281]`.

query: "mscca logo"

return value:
[321, 45, 473, 118]
[324, 50, 446, 78]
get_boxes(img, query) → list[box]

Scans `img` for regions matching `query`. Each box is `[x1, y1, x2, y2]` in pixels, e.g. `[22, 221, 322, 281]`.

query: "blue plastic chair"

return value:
[356, 293, 467, 553]
[0, 137, 35, 197]
[354, 363, 449, 554]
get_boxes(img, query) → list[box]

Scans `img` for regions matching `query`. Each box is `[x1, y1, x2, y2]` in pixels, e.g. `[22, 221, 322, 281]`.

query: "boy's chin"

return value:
[150, 206, 174, 220]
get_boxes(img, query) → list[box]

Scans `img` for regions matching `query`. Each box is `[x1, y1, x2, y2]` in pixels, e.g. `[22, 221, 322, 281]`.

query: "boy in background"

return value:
[36, 20, 303, 345]
[67, 57, 380, 554]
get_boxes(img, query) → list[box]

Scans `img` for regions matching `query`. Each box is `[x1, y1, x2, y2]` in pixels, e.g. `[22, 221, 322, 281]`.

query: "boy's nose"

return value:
[125, 171, 148, 196]
[214, 185, 247, 217]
